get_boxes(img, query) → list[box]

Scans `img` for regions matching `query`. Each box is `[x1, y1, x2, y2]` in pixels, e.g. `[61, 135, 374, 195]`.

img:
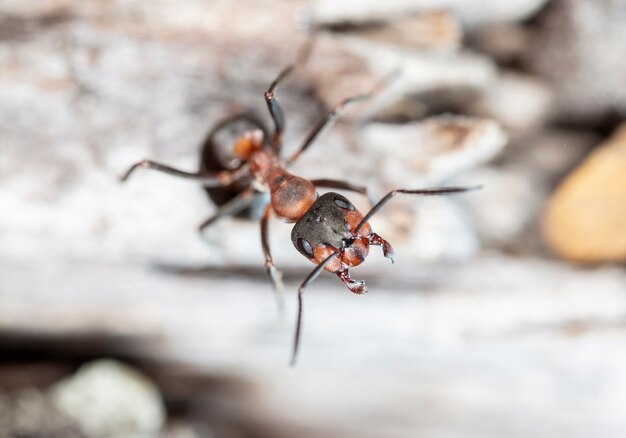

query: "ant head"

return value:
[233, 129, 264, 160]
[291, 192, 371, 271]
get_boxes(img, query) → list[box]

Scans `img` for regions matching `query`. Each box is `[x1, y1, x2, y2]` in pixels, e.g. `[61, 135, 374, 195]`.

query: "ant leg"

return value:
[291, 250, 339, 366]
[354, 185, 483, 234]
[311, 178, 377, 206]
[287, 70, 399, 165]
[198, 188, 258, 234]
[286, 94, 370, 165]
[265, 38, 315, 152]
[260, 204, 285, 311]
[121, 160, 249, 188]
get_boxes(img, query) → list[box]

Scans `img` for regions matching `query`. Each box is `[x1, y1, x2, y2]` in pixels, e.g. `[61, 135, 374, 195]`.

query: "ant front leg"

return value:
[286, 72, 397, 165]
[121, 160, 249, 188]
[287, 94, 371, 165]
[260, 204, 285, 311]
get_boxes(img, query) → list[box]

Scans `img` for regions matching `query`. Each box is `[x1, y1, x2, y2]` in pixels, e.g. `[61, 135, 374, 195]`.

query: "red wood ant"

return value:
[121, 42, 479, 365]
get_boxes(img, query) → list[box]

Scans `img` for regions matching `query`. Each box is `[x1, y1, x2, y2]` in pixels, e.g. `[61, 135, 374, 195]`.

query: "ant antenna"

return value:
[354, 186, 482, 234]
[291, 250, 339, 366]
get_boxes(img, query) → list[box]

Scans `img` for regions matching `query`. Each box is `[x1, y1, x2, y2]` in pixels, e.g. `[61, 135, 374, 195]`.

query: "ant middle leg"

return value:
[287, 94, 371, 165]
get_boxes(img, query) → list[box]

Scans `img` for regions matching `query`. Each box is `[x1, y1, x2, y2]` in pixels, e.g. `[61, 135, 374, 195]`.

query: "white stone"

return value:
[50, 360, 166, 438]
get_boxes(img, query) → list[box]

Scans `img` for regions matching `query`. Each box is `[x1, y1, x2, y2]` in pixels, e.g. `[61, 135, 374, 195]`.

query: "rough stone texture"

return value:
[329, 10, 463, 51]
[1, 256, 626, 437]
[466, 72, 554, 135]
[2, 1, 626, 437]
[0, 0, 318, 268]
[304, 33, 497, 122]
[0, 389, 84, 438]
[329, 37, 497, 121]
[356, 116, 507, 260]
[360, 115, 507, 187]
[0, 17, 501, 268]
[307, 0, 550, 27]
[464, 166, 544, 248]
[501, 129, 600, 186]
[51, 360, 166, 438]
[528, 0, 626, 121]
[465, 129, 600, 250]
[543, 124, 626, 263]
[467, 23, 531, 64]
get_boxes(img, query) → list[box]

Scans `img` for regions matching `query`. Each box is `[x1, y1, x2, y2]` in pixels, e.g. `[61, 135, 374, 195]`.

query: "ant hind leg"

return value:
[197, 188, 258, 234]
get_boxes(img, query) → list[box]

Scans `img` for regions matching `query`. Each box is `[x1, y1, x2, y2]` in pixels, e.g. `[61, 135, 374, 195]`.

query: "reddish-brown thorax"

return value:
[246, 140, 317, 223]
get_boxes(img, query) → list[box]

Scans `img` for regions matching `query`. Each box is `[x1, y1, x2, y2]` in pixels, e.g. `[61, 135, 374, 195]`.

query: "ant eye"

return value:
[334, 196, 354, 211]
[297, 238, 314, 258]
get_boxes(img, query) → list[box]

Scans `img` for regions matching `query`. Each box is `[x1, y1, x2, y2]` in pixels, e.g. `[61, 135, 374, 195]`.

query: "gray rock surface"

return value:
[307, 0, 550, 27]
[528, 0, 626, 121]
[466, 72, 554, 135]
[2, 1, 625, 437]
[0, 388, 83, 438]
[1, 256, 626, 437]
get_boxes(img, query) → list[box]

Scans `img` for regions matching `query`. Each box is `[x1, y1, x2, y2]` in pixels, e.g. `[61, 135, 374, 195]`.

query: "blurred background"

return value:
[1, 0, 626, 437]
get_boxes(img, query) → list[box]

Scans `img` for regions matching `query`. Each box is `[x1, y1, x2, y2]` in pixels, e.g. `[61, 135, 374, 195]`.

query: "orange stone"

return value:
[543, 123, 626, 263]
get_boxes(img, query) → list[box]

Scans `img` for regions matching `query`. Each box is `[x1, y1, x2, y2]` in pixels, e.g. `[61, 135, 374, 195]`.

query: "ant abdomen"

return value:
[199, 113, 268, 219]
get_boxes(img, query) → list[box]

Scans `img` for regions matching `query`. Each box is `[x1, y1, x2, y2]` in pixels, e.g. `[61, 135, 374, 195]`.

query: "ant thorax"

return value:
[246, 149, 279, 192]
[268, 172, 317, 223]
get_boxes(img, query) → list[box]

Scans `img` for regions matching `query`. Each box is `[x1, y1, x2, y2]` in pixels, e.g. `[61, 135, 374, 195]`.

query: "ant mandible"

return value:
[121, 40, 480, 365]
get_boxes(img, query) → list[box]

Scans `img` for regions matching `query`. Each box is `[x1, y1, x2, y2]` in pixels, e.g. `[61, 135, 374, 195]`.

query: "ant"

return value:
[121, 40, 480, 365]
